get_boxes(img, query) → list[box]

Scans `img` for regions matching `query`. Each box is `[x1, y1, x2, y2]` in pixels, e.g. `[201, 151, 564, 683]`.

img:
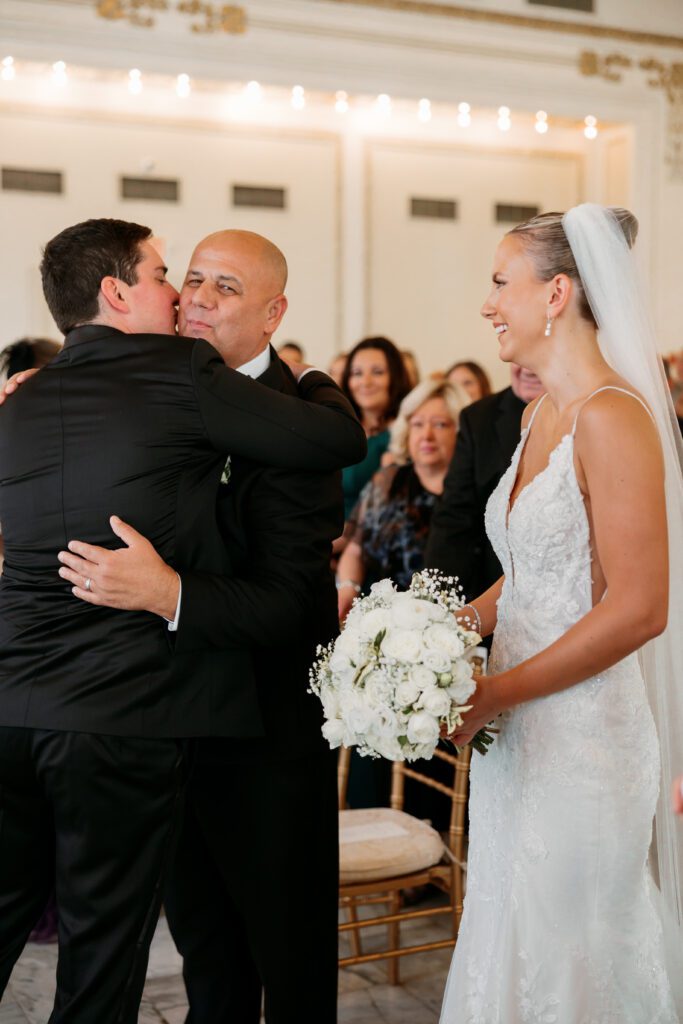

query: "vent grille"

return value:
[232, 185, 286, 209]
[121, 177, 179, 202]
[528, 0, 594, 11]
[410, 197, 458, 220]
[2, 167, 63, 194]
[495, 203, 540, 225]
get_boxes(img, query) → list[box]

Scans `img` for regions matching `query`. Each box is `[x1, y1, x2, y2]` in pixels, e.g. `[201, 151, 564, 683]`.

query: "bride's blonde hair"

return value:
[507, 208, 638, 328]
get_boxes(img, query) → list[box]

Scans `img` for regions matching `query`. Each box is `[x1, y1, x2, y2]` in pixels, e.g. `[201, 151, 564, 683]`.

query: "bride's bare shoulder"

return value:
[574, 379, 661, 464]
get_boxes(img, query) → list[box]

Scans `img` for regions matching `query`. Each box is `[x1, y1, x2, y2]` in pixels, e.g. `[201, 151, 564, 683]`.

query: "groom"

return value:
[9, 228, 346, 1022]
[0, 220, 363, 1022]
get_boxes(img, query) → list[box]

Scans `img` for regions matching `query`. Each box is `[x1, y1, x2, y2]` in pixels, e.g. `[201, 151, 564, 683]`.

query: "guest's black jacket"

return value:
[0, 326, 365, 738]
[424, 386, 525, 602]
[174, 352, 340, 757]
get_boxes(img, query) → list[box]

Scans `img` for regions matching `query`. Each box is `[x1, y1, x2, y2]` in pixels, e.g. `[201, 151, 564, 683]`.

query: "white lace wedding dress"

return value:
[440, 388, 680, 1024]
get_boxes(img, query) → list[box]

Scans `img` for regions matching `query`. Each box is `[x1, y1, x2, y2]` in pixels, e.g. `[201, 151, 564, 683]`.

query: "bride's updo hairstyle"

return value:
[507, 208, 638, 328]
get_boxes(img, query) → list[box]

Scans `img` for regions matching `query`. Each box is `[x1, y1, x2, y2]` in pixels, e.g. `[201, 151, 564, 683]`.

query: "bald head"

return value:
[194, 230, 288, 293]
[179, 229, 290, 368]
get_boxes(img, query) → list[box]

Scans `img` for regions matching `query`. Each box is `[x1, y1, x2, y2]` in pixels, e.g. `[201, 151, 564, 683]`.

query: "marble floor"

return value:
[1, 895, 453, 1023]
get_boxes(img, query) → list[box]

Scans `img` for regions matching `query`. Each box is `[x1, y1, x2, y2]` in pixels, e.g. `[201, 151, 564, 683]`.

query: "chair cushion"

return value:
[339, 807, 445, 884]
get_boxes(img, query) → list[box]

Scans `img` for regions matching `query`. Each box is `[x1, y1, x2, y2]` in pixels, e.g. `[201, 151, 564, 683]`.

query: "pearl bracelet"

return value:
[460, 603, 482, 634]
[336, 579, 361, 593]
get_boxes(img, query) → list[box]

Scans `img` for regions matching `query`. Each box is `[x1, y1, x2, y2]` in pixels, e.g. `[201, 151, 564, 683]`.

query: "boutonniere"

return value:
[221, 456, 231, 486]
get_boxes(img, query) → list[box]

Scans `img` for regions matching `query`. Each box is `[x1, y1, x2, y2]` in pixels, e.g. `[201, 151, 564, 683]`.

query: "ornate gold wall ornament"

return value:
[639, 59, 683, 179]
[95, 0, 246, 33]
[578, 50, 632, 83]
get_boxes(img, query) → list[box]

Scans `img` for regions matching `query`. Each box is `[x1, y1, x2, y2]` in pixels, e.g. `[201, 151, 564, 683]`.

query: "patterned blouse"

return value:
[349, 463, 437, 591]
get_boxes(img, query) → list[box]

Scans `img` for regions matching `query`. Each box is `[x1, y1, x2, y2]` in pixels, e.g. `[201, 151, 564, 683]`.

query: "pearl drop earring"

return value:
[544, 314, 553, 338]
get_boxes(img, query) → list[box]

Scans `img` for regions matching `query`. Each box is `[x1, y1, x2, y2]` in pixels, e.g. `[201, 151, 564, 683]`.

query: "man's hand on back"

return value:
[58, 516, 179, 620]
[0, 367, 40, 405]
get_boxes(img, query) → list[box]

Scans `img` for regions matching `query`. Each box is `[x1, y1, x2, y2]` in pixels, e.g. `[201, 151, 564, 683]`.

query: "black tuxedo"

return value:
[425, 386, 526, 602]
[164, 351, 340, 1024]
[0, 328, 364, 1023]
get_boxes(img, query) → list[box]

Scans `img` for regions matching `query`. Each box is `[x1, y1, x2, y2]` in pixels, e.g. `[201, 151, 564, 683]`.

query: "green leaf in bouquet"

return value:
[373, 628, 386, 653]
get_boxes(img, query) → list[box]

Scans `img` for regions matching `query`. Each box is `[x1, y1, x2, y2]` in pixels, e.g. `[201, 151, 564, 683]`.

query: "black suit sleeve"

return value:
[173, 467, 342, 652]
[191, 341, 366, 471]
[423, 407, 482, 597]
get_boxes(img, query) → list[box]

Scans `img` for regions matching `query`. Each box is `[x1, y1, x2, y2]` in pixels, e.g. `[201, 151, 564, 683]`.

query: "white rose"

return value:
[405, 742, 438, 762]
[344, 704, 378, 736]
[370, 733, 405, 761]
[328, 650, 356, 682]
[425, 602, 448, 622]
[322, 718, 346, 748]
[320, 687, 340, 720]
[370, 578, 396, 600]
[363, 671, 392, 708]
[359, 608, 392, 640]
[374, 707, 400, 737]
[406, 711, 441, 747]
[395, 677, 422, 706]
[335, 627, 365, 661]
[422, 648, 451, 673]
[418, 686, 452, 718]
[409, 665, 438, 691]
[390, 594, 434, 631]
[423, 623, 465, 659]
[447, 663, 476, 705]
[382, 629, 424, 664]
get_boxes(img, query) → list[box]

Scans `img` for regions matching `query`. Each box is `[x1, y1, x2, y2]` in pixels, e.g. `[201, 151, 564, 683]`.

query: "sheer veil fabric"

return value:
[563, 204, 683, 979]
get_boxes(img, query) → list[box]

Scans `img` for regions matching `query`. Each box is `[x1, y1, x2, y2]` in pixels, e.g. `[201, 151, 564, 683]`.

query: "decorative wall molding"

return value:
[320, 0, 683, 50]
[95, 0, 247, 34]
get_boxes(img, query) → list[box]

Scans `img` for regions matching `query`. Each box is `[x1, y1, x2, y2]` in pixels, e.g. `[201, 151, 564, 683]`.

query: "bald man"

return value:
[56, 230, 345, 1023]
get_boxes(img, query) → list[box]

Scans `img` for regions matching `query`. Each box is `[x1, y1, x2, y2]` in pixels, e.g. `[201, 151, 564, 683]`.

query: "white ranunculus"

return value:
[382, 628, 424, 664]
[322, 718, 346, 748]
[390, 594, 434, 631]
[418, 686, 452, 718]
[358, 608, 392, 640]
[370, 578, 396, 600]
[423, 623, 465, 659]
[422, 647, 452, 674]
[363, 671, 392, 708]
[406, 711, 441, 747]
[395, 676, 422, 707]
[409, 665, 438, 691]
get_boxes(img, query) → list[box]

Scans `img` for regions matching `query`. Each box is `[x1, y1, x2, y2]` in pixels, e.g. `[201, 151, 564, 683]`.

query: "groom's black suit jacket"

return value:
[425, 386, 525, 602]
[0, 326, 364, 739]
[173, 350, 340, 756]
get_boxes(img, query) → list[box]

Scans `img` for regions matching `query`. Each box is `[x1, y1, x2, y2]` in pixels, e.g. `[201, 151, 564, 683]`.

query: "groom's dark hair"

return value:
[40, 218, 153, 334]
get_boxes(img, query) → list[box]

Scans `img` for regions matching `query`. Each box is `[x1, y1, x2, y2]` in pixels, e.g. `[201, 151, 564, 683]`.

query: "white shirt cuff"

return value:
[166, 574, 182, 631]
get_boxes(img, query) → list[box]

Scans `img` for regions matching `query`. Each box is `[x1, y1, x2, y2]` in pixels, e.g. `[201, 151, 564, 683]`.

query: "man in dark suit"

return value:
[425, 364, 544, 602]
[0, 220, 364, 1023]
[53, 230, 345, 1023]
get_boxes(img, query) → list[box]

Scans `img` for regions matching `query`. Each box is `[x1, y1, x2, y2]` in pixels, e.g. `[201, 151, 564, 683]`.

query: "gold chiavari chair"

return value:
[337, 742, 472, 985]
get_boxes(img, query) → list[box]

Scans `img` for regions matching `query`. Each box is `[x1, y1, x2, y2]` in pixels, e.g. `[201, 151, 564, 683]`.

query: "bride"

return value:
[441, 204, 683, 1022]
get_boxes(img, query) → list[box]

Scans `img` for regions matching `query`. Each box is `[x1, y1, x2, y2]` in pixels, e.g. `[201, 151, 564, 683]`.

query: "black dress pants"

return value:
[0, 727, 185, 1023]
[164, 741, 339, 1024]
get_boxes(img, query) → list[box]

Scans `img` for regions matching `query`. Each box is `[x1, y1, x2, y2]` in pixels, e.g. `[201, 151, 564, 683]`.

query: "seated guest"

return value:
[337, 377, 468, 621]
[402, 348, 421, 388]
[328, 351, 348, 388]
[0, 336, 61, 383]
[445, 359, 492, 403]
[674, 776, 683, 815]
[340, 335, 411, 519]
[425, 363, 544, 603]
[277, 339, 305, 363]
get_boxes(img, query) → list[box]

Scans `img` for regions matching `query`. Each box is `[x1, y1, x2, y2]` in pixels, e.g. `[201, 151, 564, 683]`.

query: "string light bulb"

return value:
[176, 73, 191, 98]
[376, 93, 392, 115]
[535, 110, 548, 134]
[334, 90, 349, 114]
[244, 80, 261, 102]
[497, 105, 511, 131]
[584, 114, 598, 139]
[457, 101, 471, 127]
[417, 98, 431, 123]
[128, 68, 142, 95]
[291, 85, 305, 110]
[52, 61, 67, 86]
[1, 56, 15, 81]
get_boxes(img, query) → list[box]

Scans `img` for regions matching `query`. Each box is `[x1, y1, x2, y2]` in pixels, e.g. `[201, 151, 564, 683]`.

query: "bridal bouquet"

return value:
[309, 569, 494, 762]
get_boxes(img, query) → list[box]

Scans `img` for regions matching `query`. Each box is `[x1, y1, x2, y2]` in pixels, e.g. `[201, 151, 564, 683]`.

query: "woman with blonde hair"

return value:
[336, 377, 468, 622]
